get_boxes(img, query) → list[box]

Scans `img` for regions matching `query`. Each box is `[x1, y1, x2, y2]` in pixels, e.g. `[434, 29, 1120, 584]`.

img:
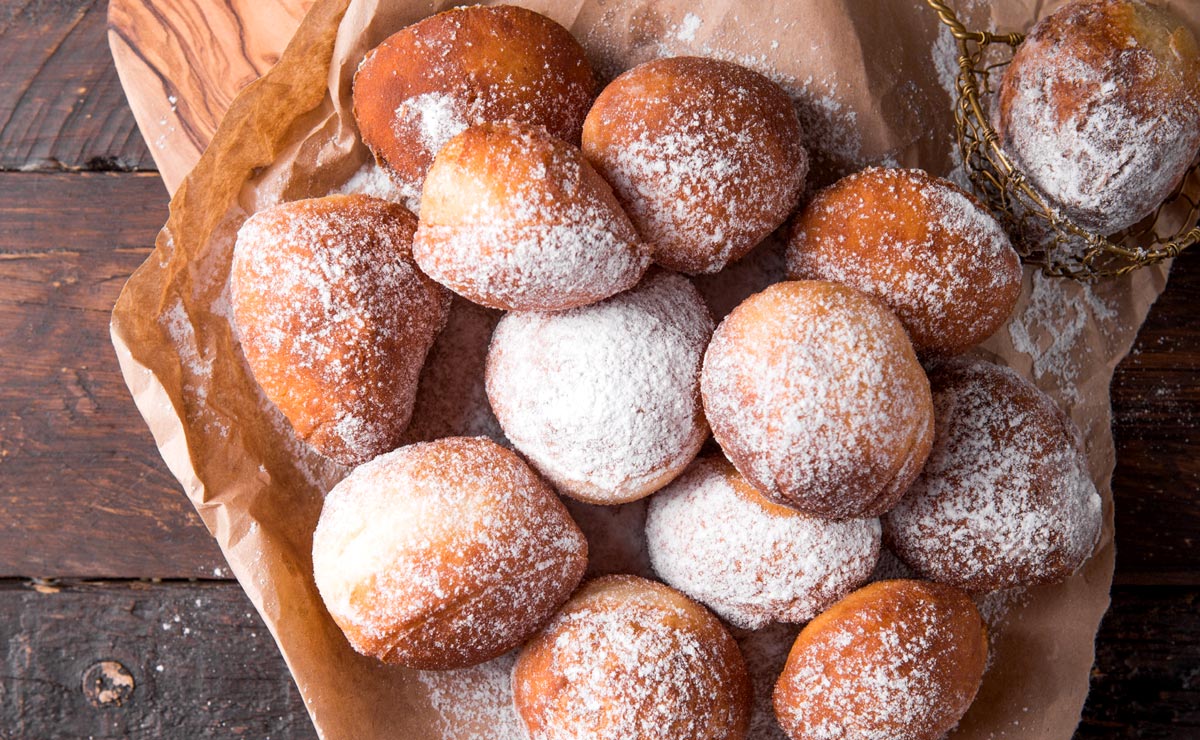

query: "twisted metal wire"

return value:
[927, 0, 1199, 280]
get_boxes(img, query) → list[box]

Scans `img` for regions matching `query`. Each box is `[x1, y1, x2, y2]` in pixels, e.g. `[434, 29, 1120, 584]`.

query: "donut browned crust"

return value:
[882, 357, 1103, 593]
[352, 4, 595, 194]
[701, 281, 934, 520]
[995, 0, 1200, 234]
[773, 579, 988, 740]
[414, 121, 651, 311]
[311, 437, 588, 670]
[513, 575, 752, 740]
[230, 194, 451, 466]
[786, 167, 1022, 356]
[583, 56, 808, 275]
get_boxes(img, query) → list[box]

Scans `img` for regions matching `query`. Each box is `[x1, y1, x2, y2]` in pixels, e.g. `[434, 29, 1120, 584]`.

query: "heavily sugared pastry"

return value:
[513, 575, 752, 740]
[786, 167, 1022, 356]
[311, 437, 587, 670]
[414, 121, 651, 311]
[645, 456, 881, 629]
[883, 357, 1103, 593]
[230, 194, 450, 466]
[995, 0, 1200, 234]
[353, 4, 595, 195]
[583, 56, 808, 274]
[701, 281, 934, 520]
[486, 270, 713, 504]
[773, 579, 988, 740]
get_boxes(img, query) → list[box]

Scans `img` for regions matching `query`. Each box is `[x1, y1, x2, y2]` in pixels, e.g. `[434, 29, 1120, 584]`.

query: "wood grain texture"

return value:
[0, 579, 312, 739]
[0, 0, 152, 171]
[106, 0, 314, 193]
[0, 171, 224, 578]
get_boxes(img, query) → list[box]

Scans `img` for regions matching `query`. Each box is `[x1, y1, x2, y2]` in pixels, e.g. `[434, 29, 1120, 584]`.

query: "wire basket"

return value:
[927, 0, 1200, 280]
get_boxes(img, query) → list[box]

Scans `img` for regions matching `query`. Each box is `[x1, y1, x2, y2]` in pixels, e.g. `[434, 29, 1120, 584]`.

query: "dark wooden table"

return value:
[0, 2, 1196, 737]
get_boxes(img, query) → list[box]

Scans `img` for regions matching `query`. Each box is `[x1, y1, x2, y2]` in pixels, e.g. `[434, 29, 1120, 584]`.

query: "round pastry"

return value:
[701, 280, 934, 520]
[230, 194, 451, 466]
[414, 121, 651, 311]
[513, 575, 752, 740]
[311, 437, 587, 670]
[352, 4, 595, 195]
[645, 456, 881, 629]
[486, 270, 713, 504]
[773, 579, 988, 740]
[786, 167, 1022, 356]
[582, 56, 808, 274]
[882, 357, 1103, 593]
[995, 0, 1200, 234]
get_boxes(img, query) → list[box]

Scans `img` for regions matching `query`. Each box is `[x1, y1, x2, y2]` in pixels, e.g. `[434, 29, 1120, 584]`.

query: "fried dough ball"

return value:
[353, 4, 595, 194]
[786, 167, 1022, 356]
[882, 357, 1103, 593]
[773, 579, 988, 740]
[414, 121, 650, 311]
[513, 575, 752, 740]
[311, 437, 587, 670]
[583, 56, 808, 274]
[701, 281, 934, 519]
[230, 194, 450, 465]
[995, 0, 1200, 234]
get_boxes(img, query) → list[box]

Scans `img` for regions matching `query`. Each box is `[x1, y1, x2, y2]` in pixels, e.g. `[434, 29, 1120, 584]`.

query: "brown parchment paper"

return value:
[110, 0, 1199, 738]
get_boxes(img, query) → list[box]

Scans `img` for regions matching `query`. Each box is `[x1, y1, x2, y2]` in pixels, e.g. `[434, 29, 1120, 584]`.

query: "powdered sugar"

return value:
[646, 456, 880, 629]
[883, 357, 1102, 593]
[997, 0, 1200, 233]
[395, 91, 470, 161]
[487, 271, 713, 504]
[337, 161, 421, 213]
[311, 438, 586, 668]
[701, 281, 933, 519]
[415, 652, 527, 740]
[787, 167, 1021, 355]
[737, 623, 800, 740]
[514, 576, 749, 740]
[415, 122, 650, 311]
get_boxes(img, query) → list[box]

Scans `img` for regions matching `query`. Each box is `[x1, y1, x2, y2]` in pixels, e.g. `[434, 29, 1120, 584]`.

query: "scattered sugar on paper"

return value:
[416, 652, 527, 740]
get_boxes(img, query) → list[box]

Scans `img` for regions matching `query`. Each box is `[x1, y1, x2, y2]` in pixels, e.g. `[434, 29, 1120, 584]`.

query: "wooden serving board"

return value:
[107, 0, 314, 194]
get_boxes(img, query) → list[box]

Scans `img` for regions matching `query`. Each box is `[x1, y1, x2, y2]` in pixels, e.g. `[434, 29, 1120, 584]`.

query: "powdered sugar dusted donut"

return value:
[583, 56, 808, 274]
[995, 0, 1200, 234]
[701, 281, 934, 520]
[352, 5, 595, 196]
[646, 456, 881, 630]
[311, 437, 587, 670]
[883, 357, 1103, 593]
[414, 121, 651, 311]
[513, 575, 751, 740]
[786, 167, 1022, 356]
[773, 580, 988, 740]
[486, 270, 713, 504]
[231, 194, 451, 466]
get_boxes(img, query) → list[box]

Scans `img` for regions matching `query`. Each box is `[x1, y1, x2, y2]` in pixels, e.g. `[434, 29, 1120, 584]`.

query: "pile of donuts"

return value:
[227, 2, 1199, 738]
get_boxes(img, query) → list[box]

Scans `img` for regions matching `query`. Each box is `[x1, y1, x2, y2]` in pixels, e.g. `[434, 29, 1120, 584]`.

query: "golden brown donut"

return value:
[883, 357, 1103, 593]
[230, 194, 451, 466]
[786, 167, 1022, 356]
[701, 281, 934, 520]
[485, 270, 712, 504]
[311, 437, 588, 670]
[352, 4, 595, 195]
[995, 0, 1200, 234]
[773, 579, 988, 740]
[414, 121, 651, 311]
[513, 575, 751, 740]
[645, 456, 881, 629]
[583, 56, 808, 274]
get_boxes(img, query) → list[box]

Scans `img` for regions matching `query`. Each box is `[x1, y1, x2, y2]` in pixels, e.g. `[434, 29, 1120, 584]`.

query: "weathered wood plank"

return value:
[0, 578, 313, 739]
[107, 0, 314, 192]
[0, 0, 153, 171]
[0, 579, 1194, 738]
[1110, 263, 1200, 586]
[0, 171, 223, 578]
